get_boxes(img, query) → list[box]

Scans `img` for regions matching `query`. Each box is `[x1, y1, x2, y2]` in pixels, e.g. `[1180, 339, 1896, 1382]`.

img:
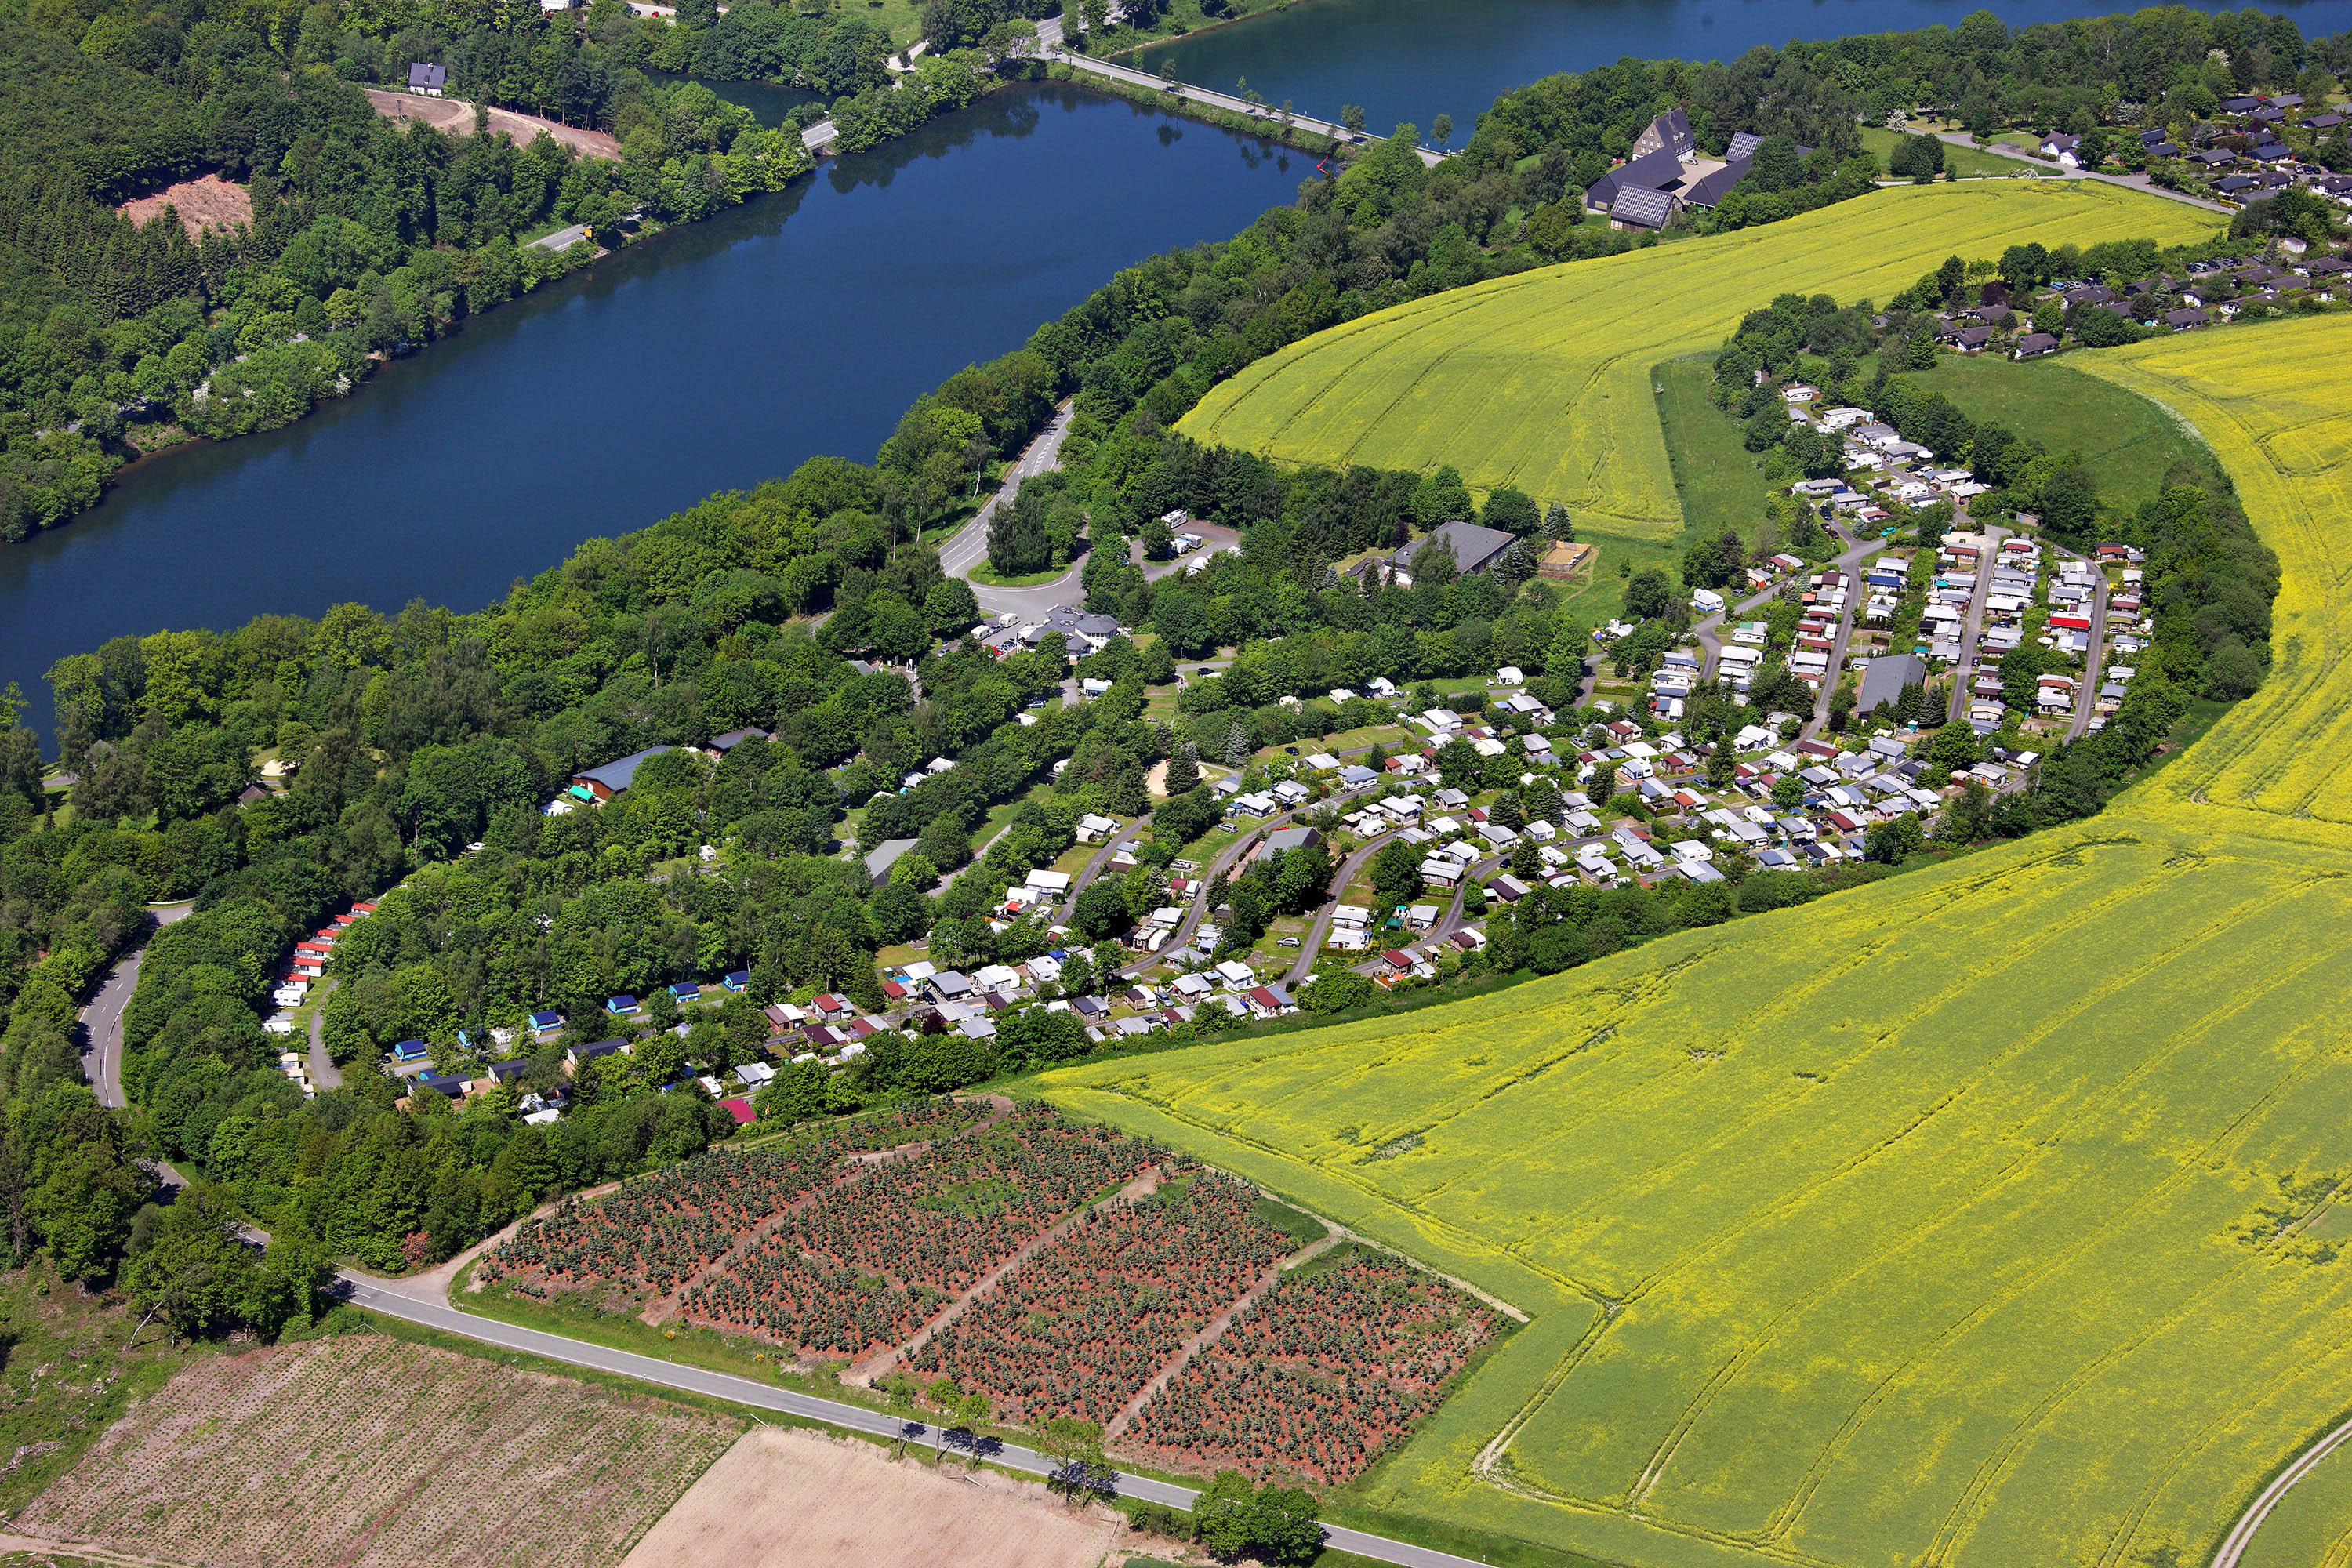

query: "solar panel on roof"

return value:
[1611, 187, 1678, 229]
[1726, 130, 1763, 160]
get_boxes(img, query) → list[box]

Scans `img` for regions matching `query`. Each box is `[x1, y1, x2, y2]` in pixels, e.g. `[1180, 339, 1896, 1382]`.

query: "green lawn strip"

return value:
[1897, 352, 2227, 513]
[1653, 354, 1769, 553]
[1858, 126, 2049, 179]
[967, 559, 1076, 589]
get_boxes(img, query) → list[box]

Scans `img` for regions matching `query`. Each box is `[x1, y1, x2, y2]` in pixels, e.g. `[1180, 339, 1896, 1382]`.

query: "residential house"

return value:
[569, 746, 673, 804]
[407, 61, 447, 94]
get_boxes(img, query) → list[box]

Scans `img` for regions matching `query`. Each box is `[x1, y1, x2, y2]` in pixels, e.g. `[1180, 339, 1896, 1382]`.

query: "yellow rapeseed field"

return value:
[1053, 317, 2352, 1568]
[1178, 181, 2218, 539]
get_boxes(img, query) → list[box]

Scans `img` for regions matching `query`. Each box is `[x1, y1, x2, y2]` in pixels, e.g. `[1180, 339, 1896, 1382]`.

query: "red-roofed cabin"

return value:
[720, 1098, 755, 1125]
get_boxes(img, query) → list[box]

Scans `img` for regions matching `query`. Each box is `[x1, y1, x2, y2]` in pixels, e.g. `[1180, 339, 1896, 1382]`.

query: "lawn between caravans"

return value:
[1177, 180, 2216, 544]
[1051, 316, 2352, 1568]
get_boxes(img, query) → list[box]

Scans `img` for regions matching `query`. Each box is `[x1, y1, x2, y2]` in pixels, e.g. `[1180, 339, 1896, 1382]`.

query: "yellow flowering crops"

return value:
[1178, 181, 2217, 539]
[1054, 317, 2352, 1568]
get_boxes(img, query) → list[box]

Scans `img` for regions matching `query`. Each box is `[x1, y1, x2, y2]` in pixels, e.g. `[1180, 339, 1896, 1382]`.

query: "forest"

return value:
[0, 9, 811, 539]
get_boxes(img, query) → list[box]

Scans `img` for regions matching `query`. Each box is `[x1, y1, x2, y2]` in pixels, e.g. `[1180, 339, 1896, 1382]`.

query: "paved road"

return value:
[78, 900, 196, 1109]
[1924, 131, 2230, 212]
[333, 1272, 1494, 1568]
[307, 977, 343, 1093]
[2212, 1411, 2352, 1568]
[2067, 568, 2110, 741]
[1692, 582, 1783, 679]
[1943, 522, 2009, 725]
[940, 401, 1076, 618]
[1803, 528, 1884, 739]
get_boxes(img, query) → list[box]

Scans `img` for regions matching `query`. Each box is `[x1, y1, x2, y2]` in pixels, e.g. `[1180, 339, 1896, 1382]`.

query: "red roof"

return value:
[350, 902, 377, 913]
[814, 993, 844, 1014]
[720, 1098, 755, 1125]
[880, 980, 908, 1000]
[1382, 949, 1412, 970]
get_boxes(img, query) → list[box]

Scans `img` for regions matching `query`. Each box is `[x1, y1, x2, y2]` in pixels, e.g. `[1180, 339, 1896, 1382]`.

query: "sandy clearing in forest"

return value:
[116, 175, 250, 235]
[620, 1425, 1123, 1568]
[361, 87, 621, 159]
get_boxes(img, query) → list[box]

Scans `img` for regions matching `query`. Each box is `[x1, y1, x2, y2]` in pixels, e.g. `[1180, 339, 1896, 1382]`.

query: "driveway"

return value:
[1924, 131, 2230, 212]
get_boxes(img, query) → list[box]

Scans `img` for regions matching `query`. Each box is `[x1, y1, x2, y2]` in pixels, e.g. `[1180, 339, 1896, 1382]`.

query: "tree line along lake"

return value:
[8, 0, 2351, 739]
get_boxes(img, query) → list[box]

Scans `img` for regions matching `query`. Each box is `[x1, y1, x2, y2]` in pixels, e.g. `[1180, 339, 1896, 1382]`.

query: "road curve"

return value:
[2211, 1413, 2352, 1568]
[333, 1272, 1494, 1568]
[78, 900, 196, 1109]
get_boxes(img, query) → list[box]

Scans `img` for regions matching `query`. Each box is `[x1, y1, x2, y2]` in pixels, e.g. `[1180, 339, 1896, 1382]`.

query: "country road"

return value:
[78, 900, 195, 1109]
[2211, 1413, 2352, 1568]
[1925, 129, 2230, 212]
[332, 1271, 1496, 1568]
[307, 977, 344, 1093]
[1944, 521, 2008, 725]
[939, 400, 1076, 619]
[2069, 564, 2110, 741]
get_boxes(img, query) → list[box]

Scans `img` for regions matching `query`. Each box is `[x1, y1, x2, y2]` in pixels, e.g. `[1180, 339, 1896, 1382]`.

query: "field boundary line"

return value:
[1102, 1230, 1338, 1441]
[844, 1165, 1164, 1388]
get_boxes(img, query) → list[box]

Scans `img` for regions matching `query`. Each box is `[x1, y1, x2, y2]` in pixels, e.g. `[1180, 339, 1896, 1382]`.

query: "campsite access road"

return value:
[78, 899, 195, 1110]
[333, 1272, 1495, 1568]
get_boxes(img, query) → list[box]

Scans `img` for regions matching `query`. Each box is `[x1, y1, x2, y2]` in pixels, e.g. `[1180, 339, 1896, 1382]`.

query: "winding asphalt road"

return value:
[1925, 129, 2230, 213]
[78, 900, 196, 1109]
[332, 1271, 1493, 1568]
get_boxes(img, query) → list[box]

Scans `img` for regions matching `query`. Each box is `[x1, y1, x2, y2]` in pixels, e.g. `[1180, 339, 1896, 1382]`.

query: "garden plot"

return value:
[482, 1098, 979, 1302]
[906, 1171, 1287, 1427]
[1124, 1248, 1498, 1486]
[681, 1106, 1158, 1358]
[16, 1336, 733, 1568]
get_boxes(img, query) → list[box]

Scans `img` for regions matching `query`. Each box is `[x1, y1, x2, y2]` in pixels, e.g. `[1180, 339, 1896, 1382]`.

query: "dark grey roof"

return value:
[1682, 156, 1751, 209]
[1586, 145, 1684, 208]
[1635, 107, 1693, 159]
[1725, 130, 1763, 161]
[1610, 185, 1679, 230]
[575, 746, 672, 794]
[1396, 519, 1518, 577]
[1857, 655, 1926, 717]
[2015, 332, 2059, 356]
[407, 61, 445, 89]
[568, 1038, 627, 1062]
[710, 728, 769, 753]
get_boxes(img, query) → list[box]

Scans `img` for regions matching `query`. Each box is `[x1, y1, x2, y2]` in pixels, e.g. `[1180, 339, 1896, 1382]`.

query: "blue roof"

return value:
[668, 982, 701, 999]
[722, 971, 751, 989]
[529, 1011, 563, 1029]
[607, 995, 640, 1013]
[392, 1039, 429, 1059]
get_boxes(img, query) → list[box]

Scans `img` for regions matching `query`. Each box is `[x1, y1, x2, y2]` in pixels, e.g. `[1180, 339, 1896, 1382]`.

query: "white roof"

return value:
[1025, 869, 1073, 892]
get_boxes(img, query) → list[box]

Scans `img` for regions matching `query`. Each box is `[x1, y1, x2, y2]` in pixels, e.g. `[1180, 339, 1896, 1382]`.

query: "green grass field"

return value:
[1053, 315, 2352, 1568]
[1652, 356, 1769, 540]
[1896, 351, 2227, 512]
[1857, 127, 2053, 180]
[1178, 181, 2217, 543]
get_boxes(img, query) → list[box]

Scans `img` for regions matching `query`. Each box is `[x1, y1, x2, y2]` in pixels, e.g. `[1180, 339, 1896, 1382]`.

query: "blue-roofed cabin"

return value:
[391, 1039, 430, 1064]
[606, 994, 640, 1016]
[722, 971, 751, 993]
[667, 981, 702, 1003]
[528, 1010, 563, 1033]
[568, 1038, 629, 1066]
[413, 1073, 466, 1098]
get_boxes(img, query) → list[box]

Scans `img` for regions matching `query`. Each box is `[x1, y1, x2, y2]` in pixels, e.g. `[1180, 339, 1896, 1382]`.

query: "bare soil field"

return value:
[619, 1426, 1123, 1568]
[361, 88, 621, 159]
[16, 1335, 735, 1568]
[115, 176, 250, 236]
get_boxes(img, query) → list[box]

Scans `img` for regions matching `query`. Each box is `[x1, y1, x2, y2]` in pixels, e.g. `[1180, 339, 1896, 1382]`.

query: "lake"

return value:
[0, 85, 1309, 735]
[1134, 0, 2352, 147]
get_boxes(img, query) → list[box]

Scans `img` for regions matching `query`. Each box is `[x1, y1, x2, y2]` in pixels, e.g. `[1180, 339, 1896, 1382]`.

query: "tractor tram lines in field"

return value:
[478, 1100, 1495, 1485]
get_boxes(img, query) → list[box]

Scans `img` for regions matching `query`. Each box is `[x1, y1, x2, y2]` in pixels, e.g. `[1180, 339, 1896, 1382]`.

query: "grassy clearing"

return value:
[1857, 127, 2051, 180]
[1049, 316, 2352, 1568]
[1899, 350, 2228, 512]
[1178, 181, 2216, 544]
[0, 1263, 205, 1517]
[1653, 354, 1769, 551]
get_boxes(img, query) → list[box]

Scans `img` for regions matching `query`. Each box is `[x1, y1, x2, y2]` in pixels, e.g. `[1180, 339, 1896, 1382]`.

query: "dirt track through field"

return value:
[843, 1166, 1164, 1388]
[619, 1426, 1121, 1568]
[361, 87, 620, 159]
[1102, 1229, 1341, 1441]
